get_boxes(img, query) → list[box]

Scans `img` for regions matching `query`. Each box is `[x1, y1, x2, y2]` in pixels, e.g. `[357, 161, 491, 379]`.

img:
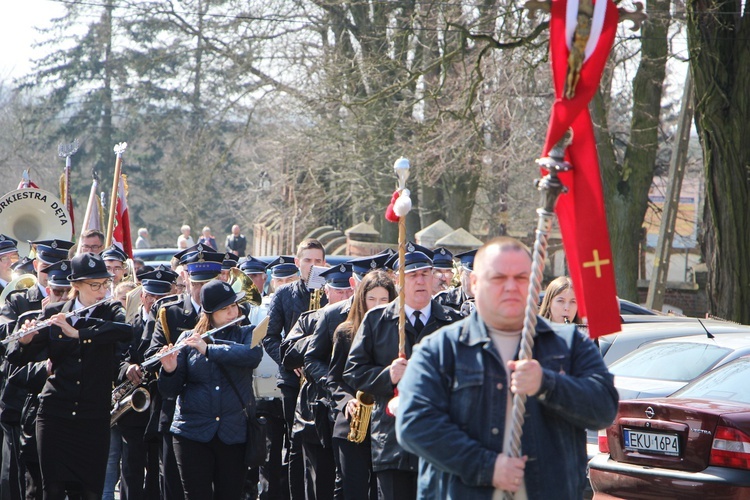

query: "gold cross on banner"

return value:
[582, 249, 611, 278]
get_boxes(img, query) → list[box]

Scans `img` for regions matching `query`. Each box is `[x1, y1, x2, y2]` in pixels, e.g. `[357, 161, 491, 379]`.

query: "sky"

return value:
[0, 0, 65, 81]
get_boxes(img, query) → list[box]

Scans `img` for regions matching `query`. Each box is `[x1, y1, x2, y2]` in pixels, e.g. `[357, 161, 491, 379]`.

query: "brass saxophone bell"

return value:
[347, 391, 375, 444]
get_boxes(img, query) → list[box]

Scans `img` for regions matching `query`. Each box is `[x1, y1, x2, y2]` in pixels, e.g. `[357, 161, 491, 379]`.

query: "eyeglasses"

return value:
[0, 255, 19, 264]
[81, 280, 112, 291]
[81, 244, 103, 251]
[106, 266, 124, 272]
[175, 284, 186, 292]
[49, 287, 68, 296]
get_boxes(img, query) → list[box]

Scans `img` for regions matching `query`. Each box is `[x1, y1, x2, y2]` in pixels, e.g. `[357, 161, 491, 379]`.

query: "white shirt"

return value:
[404, 303, 432, 328]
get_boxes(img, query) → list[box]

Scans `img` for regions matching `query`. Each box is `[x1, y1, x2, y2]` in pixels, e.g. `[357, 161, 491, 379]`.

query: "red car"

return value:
[590, 356, 750, 498]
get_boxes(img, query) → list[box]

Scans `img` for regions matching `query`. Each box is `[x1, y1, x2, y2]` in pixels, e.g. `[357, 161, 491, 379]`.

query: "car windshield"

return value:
[672, 357, 750, 404]
[609, 342, 731, 382]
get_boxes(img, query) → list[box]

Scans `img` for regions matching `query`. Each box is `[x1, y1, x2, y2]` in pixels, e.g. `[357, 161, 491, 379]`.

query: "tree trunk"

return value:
[687, 0, 750, 322]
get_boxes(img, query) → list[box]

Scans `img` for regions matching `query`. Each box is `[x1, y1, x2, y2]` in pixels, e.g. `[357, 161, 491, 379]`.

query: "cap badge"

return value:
[370, 260, 377, 269]
[197, 244, 204, 252]
[52, 241, 58, 249]
[279, 257, 285, 264]
[223, 283, 231, 292]
[407, 243, 415, 252]
[0, 235, 5, 241]
[198, 252, 205, 263]
[61, 263, 67, 271]
[339, 264, 346, 272]
[88, 259, 96, 268]
[440, 248, 446, 255]
[156, 271, 162, 279]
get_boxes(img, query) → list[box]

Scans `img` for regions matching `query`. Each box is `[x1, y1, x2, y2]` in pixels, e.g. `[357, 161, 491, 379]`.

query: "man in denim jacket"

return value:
[396, 237, 618, 499]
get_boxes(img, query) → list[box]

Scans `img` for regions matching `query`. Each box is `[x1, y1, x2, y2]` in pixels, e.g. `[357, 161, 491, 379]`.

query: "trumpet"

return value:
[1, 298, 111, 345]
[141, 316, 244, 370]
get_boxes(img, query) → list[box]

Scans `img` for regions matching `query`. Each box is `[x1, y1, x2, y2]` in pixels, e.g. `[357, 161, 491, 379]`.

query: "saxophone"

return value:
[110, 374, 152, 427]
[347, 391, 375, 444]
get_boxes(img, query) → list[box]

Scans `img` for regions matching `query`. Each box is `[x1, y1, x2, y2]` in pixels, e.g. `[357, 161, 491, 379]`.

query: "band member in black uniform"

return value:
[239, 257, 268, 296]
[145, 246, 225, 500]
[11, 259, 72, 500]
[219, 252, 240, 282]
[433, 249, 477, 315]
[116, 269, 177, 500]
[430, 247, 454, 296]
[0, 240, 73, 500]
[101, 245, 129, 289]
[263, 240, 328, 499]
[0, 235, 20, 294]
[329, 270, 395, 500]
[158, 279, 263, 499]
[344, 244, 461, 500]
[282, 263, 353, 499]
[10, 257, 36, 280]
[8, 252, 132, 499]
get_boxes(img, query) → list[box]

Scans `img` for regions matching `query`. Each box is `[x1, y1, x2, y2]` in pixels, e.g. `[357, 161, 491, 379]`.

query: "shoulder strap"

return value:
[217, 364, 250, 419]
[158, 307, 171, 345]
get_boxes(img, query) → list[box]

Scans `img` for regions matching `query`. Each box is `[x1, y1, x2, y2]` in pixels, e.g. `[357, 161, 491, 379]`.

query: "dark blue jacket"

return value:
[158, 324, 262, 444]
[396, 312, 618, 500]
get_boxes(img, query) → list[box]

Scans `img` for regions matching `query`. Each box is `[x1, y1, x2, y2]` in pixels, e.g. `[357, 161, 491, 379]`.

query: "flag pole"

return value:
[58, 139, 80, 241]
[105, 143, 127, 248]
[392, 157, 411, 356]
[503, 133, 571, 499]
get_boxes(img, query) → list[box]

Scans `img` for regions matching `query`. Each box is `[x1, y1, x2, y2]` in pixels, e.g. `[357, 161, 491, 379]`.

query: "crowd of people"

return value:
[0, 229, 617, 499]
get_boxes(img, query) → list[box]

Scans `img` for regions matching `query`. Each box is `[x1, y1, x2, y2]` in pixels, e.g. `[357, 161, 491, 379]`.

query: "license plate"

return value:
[623, 428, 680, 456]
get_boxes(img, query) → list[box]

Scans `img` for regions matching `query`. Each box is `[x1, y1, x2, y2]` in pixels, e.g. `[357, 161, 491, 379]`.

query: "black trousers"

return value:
[23, 460, 42, 500]
[159, 432, 184, 500]
[375, 470, 417, 500]
[0, 421, 24, 500]
[333, 437, 376, 500]
[301, 440, 335, 500]
[257, 399, 287, 500]
[280, 385, 304, 499]
[172, 434, 247, 500]
[119, 425, 160, 500]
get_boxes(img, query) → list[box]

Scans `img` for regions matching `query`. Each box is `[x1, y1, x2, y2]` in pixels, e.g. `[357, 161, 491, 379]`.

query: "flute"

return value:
[141, 316, 244, 370]
[2, 298, 111, 345]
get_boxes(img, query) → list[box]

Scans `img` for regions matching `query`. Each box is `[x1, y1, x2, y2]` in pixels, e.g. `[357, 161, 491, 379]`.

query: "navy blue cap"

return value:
[185, 250, 224, 282]
[349, 252, 390, 278]
[385, 242, 434, 273]
[454, 249, 477, 271]
[32, 239, 75, 264]
[142, 279, 173, 296]
[201, 279, 244, 314]
[222, 252, 240, 270]
[11, 257, 35, 276]
[431, 247, 454, 270]
[101, 244, 128, 263]
[67, 253, 114, 281]
[0, 235, 19, 256]
[139, 265, 178, 284]
[239, 256, 267, 274]
[320, 263, 353, 289]
[174, 243, 209, 265]
[266, 256, 298, 279]
[46, 260, 72, 288]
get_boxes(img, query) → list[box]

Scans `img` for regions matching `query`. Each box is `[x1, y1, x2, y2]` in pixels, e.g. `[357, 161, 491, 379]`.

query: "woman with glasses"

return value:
[157, 279, 263, 499]
[8, 252, 132, 500]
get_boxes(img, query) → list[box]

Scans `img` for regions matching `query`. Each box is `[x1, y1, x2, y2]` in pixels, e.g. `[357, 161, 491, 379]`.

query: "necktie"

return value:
[413, 311, 424, 334]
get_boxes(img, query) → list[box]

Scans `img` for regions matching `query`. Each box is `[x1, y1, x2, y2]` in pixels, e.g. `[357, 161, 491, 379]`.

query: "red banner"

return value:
[111, 175, 133, 259]
[542, 0, 621, 338]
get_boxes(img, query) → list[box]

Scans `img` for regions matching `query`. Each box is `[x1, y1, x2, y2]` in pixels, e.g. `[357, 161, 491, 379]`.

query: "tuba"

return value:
[0, 274, 37, 305]
[229, 267, 262, 307]
[0, 188, 73, 257]
[347, 391, 375, 444]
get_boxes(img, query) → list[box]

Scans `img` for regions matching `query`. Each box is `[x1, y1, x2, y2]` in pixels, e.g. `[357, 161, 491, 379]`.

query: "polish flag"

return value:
[111, 175, 133, 259]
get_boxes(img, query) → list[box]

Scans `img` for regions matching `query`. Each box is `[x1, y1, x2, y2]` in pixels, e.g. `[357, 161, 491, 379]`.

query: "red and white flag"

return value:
[542, 0, 621, 338]
[111, 175, 133, 259]
[17, 170, 39, 189]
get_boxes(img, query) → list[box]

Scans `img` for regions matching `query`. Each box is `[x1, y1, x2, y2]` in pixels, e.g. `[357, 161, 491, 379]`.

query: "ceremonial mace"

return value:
[503, 133, 571, 499]
[105, 142, 128, 248]
[386, 157, 412, 416]
[58, 139, 80, 240]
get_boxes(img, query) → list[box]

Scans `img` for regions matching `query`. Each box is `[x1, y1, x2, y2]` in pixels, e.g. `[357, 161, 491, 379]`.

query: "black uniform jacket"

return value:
[263, 279, 328, 388]
[433, 286, 470, 314]
[304, 298, 351, 388]
[327, 328, 359, 440]
[343, 299, 461, 472]
[7, 299, 131, 420]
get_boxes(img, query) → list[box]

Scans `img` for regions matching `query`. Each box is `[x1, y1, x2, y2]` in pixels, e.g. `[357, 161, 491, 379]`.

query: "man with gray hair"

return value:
[135, 228, 150, 249]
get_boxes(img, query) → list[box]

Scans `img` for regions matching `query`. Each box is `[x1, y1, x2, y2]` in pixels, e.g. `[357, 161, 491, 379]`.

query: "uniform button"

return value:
[491, 428, 500, 435]
[76, 381, 80, 385]
[215, 416, 220, 421]
[74, 402, 78, 406]
[72, 411, 76, 416]
[215, 386, 220, 391]
[496, 383, 503, 390]
[58, 335, 63, 339]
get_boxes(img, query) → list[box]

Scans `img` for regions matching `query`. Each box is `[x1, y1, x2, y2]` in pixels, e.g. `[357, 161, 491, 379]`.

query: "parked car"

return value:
[590, 356, 750, 498]
[610, 332, 750, 400]
[133, 248, 179, 268]
[597, 319, 750, 366]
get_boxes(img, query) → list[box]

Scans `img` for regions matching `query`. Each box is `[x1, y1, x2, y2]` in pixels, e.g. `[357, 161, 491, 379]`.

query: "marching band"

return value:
[0, 226, 477, 500]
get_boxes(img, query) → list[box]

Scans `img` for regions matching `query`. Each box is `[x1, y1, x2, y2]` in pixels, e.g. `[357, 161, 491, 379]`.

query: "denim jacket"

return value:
[396, 312, 618, 500]
[158, 324, 262, 444]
